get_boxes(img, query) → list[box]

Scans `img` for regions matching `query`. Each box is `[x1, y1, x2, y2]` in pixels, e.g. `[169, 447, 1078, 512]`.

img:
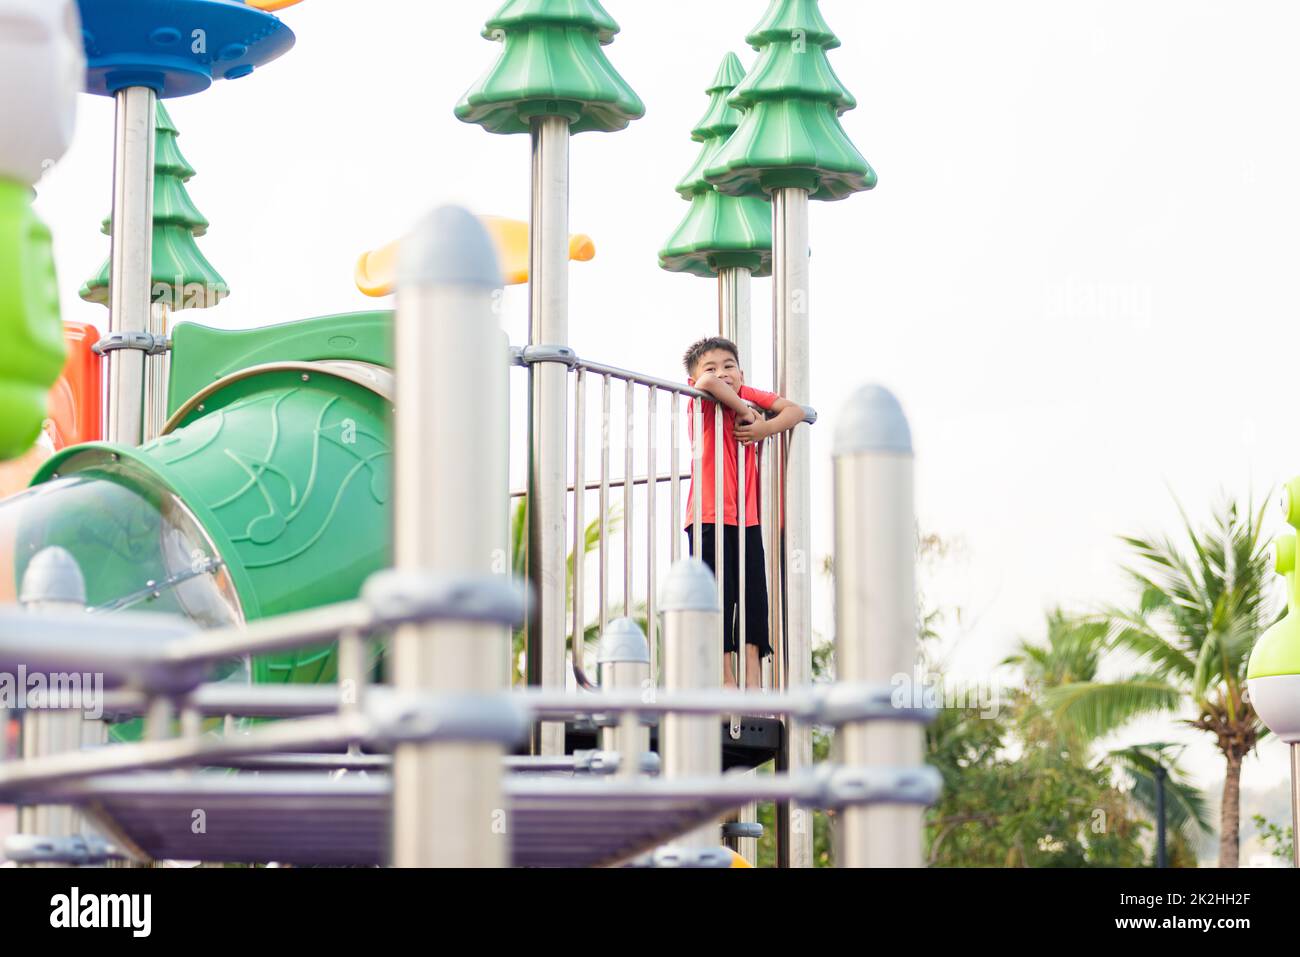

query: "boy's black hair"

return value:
[683, 336, 740, 378]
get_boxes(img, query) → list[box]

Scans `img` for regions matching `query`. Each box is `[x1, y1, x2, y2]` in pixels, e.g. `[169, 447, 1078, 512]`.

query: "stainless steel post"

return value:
[646, 386, 658, 682]
[143, 301, 169, 441]
[661, 559, 722, 850]
[624, 381, 634, 616]
[392, 206, 507, 867]
[714, 402, 724, 665]
[105, 86, 156, 447]
[526, 114, 571, 756]
[772, 186, 813, 868]
[572, 369, 589, 686]
[1292, 743, 1300, 869]
[833, 385, 921, 867]
[670, 391, 681, 565]
[17, 547, 89, 865]
[717, 265, 753, 374]
[596, 618, 650, 778]
[599, 375, 611, 639]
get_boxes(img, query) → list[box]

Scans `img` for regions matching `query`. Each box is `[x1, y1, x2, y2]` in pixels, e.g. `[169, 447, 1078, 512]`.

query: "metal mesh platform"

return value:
[20, 771, 757, 868]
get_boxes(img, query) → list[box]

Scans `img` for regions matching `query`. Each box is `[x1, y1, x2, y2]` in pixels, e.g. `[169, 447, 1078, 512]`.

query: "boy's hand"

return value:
[734, 415, 769, 445]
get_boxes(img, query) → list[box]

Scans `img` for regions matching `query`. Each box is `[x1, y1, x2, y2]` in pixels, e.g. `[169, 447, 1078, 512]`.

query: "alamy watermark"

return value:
[891, 666, 1000, 719]
[0, 667, 104, 720]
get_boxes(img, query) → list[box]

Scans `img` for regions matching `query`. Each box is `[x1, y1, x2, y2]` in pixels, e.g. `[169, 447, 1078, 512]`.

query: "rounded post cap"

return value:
[398, 205, 502, 289]
[596, 616, 650, 664]
[660, 558, 719, 612]
[19, 546, 86, 606]
[833, 384, 912, 456]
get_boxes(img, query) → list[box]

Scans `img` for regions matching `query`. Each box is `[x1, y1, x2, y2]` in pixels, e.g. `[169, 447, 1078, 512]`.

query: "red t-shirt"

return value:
[684, 384, 779, 528]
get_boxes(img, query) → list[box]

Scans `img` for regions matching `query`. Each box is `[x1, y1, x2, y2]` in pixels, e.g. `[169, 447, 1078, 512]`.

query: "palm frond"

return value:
[1043, 677, 1183, 741]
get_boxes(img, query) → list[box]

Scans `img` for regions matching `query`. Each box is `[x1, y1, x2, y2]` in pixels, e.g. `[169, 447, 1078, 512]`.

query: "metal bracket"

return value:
[636, 846, 735, 869]
[361, 569, 530, 629]
[722, 821, 763, 840]
[3, 833, 123, 865]
[809, 764, 943, 810]
[806, 682, 938, 726]
[518, 344, 579, 368]
[581, 749, 661, 776]
[364, 689, 530, 749]
[92, 331, 170, 357]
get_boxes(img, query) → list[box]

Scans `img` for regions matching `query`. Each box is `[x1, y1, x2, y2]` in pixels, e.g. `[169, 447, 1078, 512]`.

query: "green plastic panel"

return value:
[81, 101, 228, 308]
[745, 0, 840, 49]
[167, 311, 393, 418]
[660, 54, 772, 278]
[0, 179, 67, 461]
[1250, 531, 1300, 678]
[706, 98, 876, 201]
[704, 0, 874, 202]
[456, 0, 643, 135]
[38, 365, 394, 685]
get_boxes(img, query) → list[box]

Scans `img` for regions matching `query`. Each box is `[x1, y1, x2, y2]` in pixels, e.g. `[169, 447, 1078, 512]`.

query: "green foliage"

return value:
[508, 495, 632, 685]
[1252, 813, 1294, 863]
[927, 604, 1207, 866]
[1041, 494, 1276, 867]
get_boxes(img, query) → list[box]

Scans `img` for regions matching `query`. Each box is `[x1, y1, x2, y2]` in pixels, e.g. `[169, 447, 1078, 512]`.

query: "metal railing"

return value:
[511, 345, 814, 709]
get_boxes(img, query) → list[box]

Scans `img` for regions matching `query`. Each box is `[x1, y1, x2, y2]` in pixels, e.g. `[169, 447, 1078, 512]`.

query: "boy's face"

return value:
[690, 347, 743, 390]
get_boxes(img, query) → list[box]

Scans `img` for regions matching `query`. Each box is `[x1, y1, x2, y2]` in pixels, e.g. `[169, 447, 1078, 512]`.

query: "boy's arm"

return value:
[693, 372, 756, 419]
[734, 395, 804, 444]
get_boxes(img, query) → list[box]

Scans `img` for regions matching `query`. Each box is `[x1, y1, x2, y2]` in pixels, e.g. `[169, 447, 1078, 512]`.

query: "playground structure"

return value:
[0, 0, 941, 868]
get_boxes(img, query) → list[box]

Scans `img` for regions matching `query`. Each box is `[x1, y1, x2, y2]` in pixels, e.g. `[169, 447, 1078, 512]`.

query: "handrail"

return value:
[512, 344, 816, 424]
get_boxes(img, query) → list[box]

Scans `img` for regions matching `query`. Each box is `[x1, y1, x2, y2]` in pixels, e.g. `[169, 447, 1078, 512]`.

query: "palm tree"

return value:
[1004, 611, 1211, 864]
[1043, 495, 1275, 867]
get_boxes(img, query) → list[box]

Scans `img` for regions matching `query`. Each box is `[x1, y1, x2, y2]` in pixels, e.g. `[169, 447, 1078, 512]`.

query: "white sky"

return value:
[30, 0, 1300, 798]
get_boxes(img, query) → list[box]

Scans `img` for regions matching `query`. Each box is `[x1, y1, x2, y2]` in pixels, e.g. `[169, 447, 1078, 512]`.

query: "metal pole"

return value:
[670, 391, 681, 565]
[624, 381, 634, 616]
[526, 113, 571, 756]
[105, 86, 156, 447]
[600, 375, 611, 641]
[773, 185, 813, 868]
[16, 548, 90, 865]
[1291, 743, 1300, 870]
[646, 386, 658, 683]
[717, 265, 752, 373]
[596, 618, 650, 779]
[661, 559, 722, 850]
[714, 402, 724, 671]
[143, 301, 169, 442]
[572, 368, 590, 687]
[1154, 763, 1167, 869]
[833, 384, 921, 868]
[391, 206, 507, 867]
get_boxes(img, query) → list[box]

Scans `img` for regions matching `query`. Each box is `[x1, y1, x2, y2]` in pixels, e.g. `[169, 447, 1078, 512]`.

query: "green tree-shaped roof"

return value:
[455, 0, 644, 135]
[705, 0, 875, 201]
[660, 54, 772, 278]
[81, 102, 228, 309]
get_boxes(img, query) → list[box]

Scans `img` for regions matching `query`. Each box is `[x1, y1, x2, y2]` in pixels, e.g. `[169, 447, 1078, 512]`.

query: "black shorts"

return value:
[684, 523, 772, 658]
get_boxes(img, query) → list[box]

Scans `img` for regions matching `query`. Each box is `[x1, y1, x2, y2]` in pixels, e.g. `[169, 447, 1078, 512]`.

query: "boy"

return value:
[682, 336, 807, 689]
